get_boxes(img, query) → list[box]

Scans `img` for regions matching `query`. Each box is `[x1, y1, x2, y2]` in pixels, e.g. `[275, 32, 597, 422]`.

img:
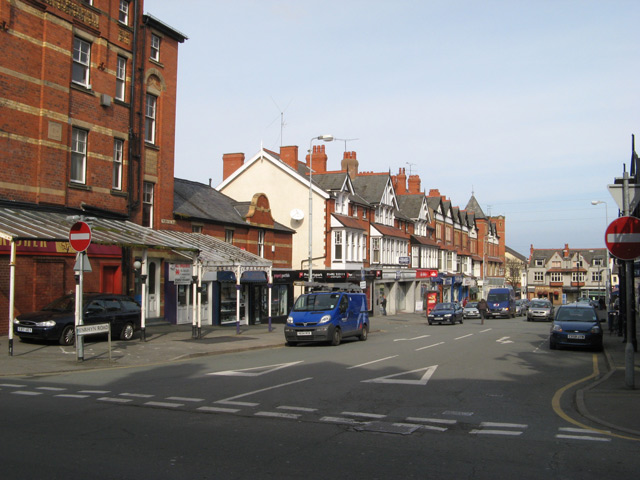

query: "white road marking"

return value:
[470, 429, 523, 436]
[36, 387, 66, 391]
[415, 342, 445, 351]
[406, 417, 457, 425]
[255, 411, 301, 419]
[363, 366, 438, 385]
[454, 334, 474, 340]
[98, 397, 132, 403]
[341, 411, 386, 419]
[320, 416, 369, 425]
[555, 427, 612, 442]
[208, 361, 303, 377]
[481, 422, 527, 429]
[394, 335, 431, 342]
[278, 405, 317, 412]
[120, 393, 154, 398]
[12, 391, 42, 396]
[479, 329, 492, 333]
[496, 336, 514, 344]
[197, 406, 240, 414]
[0, 384, 26, 388]
[394, 422, 447, 432]
[78, 390, 110, 394]
[215, 400, 259, 407]
[56, 394, 90, 399]
[216, 377, 312, 405]
[556, 434, 611, 442]
[166, 396, 204, 403]
[145, 401, 183, 408]
[348, 355, 398, 369]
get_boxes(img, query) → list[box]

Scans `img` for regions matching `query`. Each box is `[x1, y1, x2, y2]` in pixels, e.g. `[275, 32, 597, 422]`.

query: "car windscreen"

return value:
[487, 293, 509, 302]
[434, 303, 453, 309]
[556, 308, 597, 322]
[293, 293, 340, 312]
[42, 295, 75, 312]
[530, 301, 549, 308]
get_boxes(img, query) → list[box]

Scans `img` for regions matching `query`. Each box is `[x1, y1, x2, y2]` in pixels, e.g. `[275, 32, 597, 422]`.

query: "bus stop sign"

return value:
[605, 216, 640, 260]
[69, 221, 92, 252]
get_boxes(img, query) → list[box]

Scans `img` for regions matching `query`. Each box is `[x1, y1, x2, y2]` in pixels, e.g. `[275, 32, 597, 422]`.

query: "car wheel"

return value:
[428, 320, 432, 325]
[359, 324, 369, 341]
[286, 340, 298, 347]
[330, 327, 342, 346]
[460, 316, 463, 324]
[120, 322, 135, 341]
[59, 325, 75, 346]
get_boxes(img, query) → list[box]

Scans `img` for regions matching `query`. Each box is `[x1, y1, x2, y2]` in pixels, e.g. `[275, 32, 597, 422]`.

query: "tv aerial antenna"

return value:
[267, 97, 293, 147]
[334, 137, 359, 151]
[406, 162, 417, 175]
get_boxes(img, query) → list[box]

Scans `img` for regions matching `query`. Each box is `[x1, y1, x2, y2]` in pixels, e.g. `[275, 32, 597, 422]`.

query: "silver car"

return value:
[527, 299, 554, 322]
[463, 302, 480, 319]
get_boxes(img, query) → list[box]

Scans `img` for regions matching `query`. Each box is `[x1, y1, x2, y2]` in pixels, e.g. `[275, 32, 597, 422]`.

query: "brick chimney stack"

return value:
[393, 168, 407, 194]
[341, 151, 359, 177]
[408, 174, 421, 194]
[306, 145, 328, 173]
[428, 188, 441, 197]
[280, 145, 299, 170]
[222, 152, 245, 180]
[563, 243, 570, 258]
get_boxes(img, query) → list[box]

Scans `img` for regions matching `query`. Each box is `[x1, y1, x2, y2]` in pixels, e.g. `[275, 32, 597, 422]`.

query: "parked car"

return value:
[527, 299, 555, 322]
[428, 302, 464, 325]
[550, 303, 603, 351]
[14, 293, 141, 346]
[463, 302, 480, 319]
[515, 299, 527, 316]
[284, 287, 369, 346]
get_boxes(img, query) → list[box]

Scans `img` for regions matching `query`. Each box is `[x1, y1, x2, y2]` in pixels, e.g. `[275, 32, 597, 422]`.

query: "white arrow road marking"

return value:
[207, 361, 303, 377]
[362, 365, 438, 385]
[496, 336, 514, 344]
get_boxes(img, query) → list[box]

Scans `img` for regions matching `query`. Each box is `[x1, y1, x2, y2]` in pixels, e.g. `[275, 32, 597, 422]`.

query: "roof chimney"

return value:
[306, 145, 327, 174]
[563, 243, 570, 258]
[222, 153, 245, 180]
[341, 151, 359, 177]
[408, 174, 421, 194]
[428, 188, 441, 197]
[394, 168, 407, 194]
[280, 145, 299, 170]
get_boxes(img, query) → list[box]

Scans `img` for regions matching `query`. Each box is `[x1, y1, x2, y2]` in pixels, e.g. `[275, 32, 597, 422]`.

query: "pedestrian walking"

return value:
[381, 295, 387, 316]
[478, 298, 488, 325]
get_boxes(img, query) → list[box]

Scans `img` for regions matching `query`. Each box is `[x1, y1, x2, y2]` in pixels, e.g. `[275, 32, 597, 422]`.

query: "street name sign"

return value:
[605, 216, 640, 260]
[69, 221, 92, 252]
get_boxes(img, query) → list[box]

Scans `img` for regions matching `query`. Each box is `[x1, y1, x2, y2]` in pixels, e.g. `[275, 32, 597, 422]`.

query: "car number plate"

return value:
[297, 331, 312, 336]
[567, 334, 585, 340]
[17, 327, 32, 333]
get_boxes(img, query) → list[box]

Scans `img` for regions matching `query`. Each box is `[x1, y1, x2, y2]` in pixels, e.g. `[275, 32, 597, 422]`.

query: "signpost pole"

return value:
[622, 171, 636, 389]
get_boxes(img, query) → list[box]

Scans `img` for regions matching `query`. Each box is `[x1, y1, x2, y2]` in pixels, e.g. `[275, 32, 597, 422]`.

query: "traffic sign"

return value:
[69, 221, 92, 252]
[605, 216, 640, 260]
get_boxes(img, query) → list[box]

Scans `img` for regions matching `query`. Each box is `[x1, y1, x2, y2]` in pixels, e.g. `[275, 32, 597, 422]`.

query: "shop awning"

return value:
[0, 206, 197, 251]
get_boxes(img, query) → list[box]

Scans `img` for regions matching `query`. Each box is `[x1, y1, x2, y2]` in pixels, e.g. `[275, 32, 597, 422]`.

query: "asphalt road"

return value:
[1, 315, 637, 479]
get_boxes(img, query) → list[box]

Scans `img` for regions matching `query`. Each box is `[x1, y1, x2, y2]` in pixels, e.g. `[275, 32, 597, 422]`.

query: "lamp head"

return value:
[317, 134, 334, 142]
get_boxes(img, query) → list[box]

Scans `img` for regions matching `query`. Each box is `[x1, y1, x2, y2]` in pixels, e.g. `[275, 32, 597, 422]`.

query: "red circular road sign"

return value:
[605, 216, 640, 260]
[69, 221, 92, 252]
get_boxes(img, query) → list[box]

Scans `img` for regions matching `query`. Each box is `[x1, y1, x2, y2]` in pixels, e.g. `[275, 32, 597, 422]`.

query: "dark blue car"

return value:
[549, 303, 603, 351]
[427, 302, 463, 325]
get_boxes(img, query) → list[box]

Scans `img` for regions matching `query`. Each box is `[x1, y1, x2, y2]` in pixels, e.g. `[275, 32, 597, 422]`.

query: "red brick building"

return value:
[0, 0, 187, 334]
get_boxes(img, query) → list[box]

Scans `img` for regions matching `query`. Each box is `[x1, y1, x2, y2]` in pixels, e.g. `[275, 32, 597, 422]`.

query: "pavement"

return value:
[1, 313, 639, 439]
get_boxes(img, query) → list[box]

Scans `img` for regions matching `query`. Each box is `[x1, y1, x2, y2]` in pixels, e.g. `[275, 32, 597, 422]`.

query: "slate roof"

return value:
[174, 178, 293, 233]
[397, 194, 426, 219]
[465, 195, 486, 219]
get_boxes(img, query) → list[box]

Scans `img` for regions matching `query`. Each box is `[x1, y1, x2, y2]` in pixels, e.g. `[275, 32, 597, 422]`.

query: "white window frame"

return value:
[143, 182, 154, 228]
[534, 271, 544, 282]
[258, 230, 265, 257]
[72, 37, 91, 87]
[71, 128, 87, 184]
[116, 56, 126, 101]
[145, 94, 157, 144]
[572, 271, 585, 283]
[550, 272, 563, 283]
[118, 1, 129, 25]
[150, 34, 160, 61]
[225, 229, 234, 244]
[372, 237, 380, 264]
[592, 271, 602, 283]
[334, 231, 343, 261]
[112, 138, 123, 190]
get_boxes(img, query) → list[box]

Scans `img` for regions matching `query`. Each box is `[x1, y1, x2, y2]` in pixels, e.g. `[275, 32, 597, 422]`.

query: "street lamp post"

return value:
[591, 200, 610, 308]
[308, 134, 334, 285]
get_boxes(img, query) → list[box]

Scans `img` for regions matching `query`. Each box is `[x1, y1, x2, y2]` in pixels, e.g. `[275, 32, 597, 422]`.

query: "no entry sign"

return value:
[69, 221, 92, 252]
[605, 216, 640, 260]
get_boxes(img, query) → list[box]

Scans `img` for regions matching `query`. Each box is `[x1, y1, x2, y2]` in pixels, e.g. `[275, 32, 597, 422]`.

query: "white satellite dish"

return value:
[290, 208, 304, 221]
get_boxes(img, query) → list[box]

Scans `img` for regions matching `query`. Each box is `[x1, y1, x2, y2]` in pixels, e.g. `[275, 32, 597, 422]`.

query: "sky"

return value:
[145, 0, 640, 257]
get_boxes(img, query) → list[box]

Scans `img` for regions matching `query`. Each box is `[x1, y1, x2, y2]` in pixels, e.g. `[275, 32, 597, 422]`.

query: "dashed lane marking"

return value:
[348, 355, 398, 369]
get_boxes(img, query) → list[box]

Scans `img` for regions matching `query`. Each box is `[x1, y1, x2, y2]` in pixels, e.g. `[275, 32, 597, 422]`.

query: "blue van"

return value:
[487, 287, 516, 318]
[284, 287, 369, 346]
